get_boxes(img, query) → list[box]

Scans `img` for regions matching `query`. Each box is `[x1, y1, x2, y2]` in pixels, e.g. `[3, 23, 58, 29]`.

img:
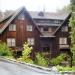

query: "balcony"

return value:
[59, 44, 70, 49]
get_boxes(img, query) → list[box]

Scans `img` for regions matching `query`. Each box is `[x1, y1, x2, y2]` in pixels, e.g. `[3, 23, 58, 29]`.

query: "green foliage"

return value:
[57, 5, 71, 13]
[56, 65, 75, 73]
[70, 0, 75, 11]
[50, 54, 66, 65]
[18, 42, 33, 64]
[0, 42, 12, 56]
[69, 15, 75, 62]
[35, 53, 49, 67]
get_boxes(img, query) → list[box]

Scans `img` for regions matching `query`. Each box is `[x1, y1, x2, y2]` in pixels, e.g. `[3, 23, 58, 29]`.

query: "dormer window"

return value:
[61, 26, 68, 32]
[9, 24, 16, 31]
[18, 14, 25, 20]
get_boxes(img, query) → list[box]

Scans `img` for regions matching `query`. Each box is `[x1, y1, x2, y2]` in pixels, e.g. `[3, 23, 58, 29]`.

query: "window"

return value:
[9, 24, 16, 31]
[59, 38, 67, 44]
[61, 26, 68, 32]
[43, 27, 48, 31]
[26, 25, 33, 31]
[49, 27, 52, 32]
[18, 14, 25, 20]
[7, 38, 16, 47]
[40, 27, 43, 32]
[54, 20, 59, 24]
[27, 38, 34, 45]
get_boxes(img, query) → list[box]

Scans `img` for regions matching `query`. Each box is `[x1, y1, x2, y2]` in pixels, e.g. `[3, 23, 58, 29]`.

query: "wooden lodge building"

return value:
[0, 7, 72, 58]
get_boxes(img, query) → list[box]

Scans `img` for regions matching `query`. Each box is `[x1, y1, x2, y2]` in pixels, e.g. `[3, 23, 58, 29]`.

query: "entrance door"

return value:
[42, 46, 51, 58]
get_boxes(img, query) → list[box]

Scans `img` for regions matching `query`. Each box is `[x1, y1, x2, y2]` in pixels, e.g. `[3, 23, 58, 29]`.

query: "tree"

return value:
[69, 0, 75, 64]
[69, 14, 75, 63]
[18, 42, 33, 64]
[70, 0, 75, 11]
[57, 5, 71, 13]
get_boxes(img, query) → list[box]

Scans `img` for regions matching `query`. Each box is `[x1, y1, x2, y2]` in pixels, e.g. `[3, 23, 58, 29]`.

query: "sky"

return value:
[0, 0, 70, 12]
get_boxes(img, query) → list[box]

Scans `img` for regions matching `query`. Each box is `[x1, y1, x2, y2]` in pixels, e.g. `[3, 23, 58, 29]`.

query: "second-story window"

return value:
[26, 25, 33, 31]
[59, 37, 67, 45]
[61, 26, 68, 32]
[9, 24, 16, 31]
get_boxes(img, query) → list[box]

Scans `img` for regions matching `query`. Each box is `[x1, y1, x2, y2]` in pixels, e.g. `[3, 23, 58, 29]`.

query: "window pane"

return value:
[27, 38, 34, 45]
[9, 24, 16, 31]
[7, 39, 12, 47]
[13, 25, 16, 31]
[26, 25, 32, 31]
[9, 25, 13, 31]
[7, 38, 16, 47]
[31, 38, 34, 45]
[59, 38, 67, 44]
[49, 27, 52, 32]
[12, 39, 16, 46]
[61, 26, 68, 32]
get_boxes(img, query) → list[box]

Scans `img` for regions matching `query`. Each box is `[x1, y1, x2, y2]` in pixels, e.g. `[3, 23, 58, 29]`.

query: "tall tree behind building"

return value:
[69, 0, 75, 64]
[70, 0, 75, 11]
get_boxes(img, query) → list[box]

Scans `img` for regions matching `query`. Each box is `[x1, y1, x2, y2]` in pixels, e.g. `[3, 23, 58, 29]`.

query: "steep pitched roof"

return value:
[0, 7, 42, 34]
[29, 11, 70, 20]
[53, 12, 71, 35]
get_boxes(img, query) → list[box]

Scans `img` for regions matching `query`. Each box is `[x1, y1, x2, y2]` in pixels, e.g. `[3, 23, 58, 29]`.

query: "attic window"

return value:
[38, 12, 44, 16]
[18, 14, 25, 20]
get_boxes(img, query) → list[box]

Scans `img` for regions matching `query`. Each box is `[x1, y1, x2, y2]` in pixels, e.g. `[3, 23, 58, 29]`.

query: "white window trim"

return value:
[59, 37, 67, 45]
[26, 25, 33, 31]
[27, 38, 34, 45]
[9, 24, 16, 31]
[7, 38, 16, 47]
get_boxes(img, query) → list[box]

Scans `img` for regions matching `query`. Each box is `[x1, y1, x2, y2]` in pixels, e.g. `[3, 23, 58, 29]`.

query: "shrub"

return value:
[0, 42, 12, 56]
[56, 65, 75, 72]
[50, 54, 66, 65]
[18, 42, 33, 64]
[35, 53, 49, 67]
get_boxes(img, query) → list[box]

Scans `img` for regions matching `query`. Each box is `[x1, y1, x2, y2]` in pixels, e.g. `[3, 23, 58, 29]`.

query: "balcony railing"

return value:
[59, 44, 70, 49]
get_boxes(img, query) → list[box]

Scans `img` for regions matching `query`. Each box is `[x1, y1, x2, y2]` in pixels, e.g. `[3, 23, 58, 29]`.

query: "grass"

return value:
[56, 65, 75, 73]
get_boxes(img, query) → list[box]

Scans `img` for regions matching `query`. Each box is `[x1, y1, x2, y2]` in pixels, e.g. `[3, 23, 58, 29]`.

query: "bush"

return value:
[56, 65, 75, 72]
[50, 54, 66, 65]
[18, 42, 33, 64]
[35, 53, 49, 67]
[0, 42, 12, 56]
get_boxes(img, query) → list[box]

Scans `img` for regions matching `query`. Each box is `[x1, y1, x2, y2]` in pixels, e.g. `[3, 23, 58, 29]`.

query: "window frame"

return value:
[61, 26, 68, 32]
[59, 37, 67, 45]
[26, 25, 33, 31]
[27, 38, 34, 45]
[9, 24, 16, 31]
[7, 38, 16, 47]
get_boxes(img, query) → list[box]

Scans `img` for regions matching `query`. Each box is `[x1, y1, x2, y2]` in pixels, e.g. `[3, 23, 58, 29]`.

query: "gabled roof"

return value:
[0, 7, 42, 34]
[53, 12, 71, 35]
[0, 12, 14, 23]
[29, 11, 70, 20]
